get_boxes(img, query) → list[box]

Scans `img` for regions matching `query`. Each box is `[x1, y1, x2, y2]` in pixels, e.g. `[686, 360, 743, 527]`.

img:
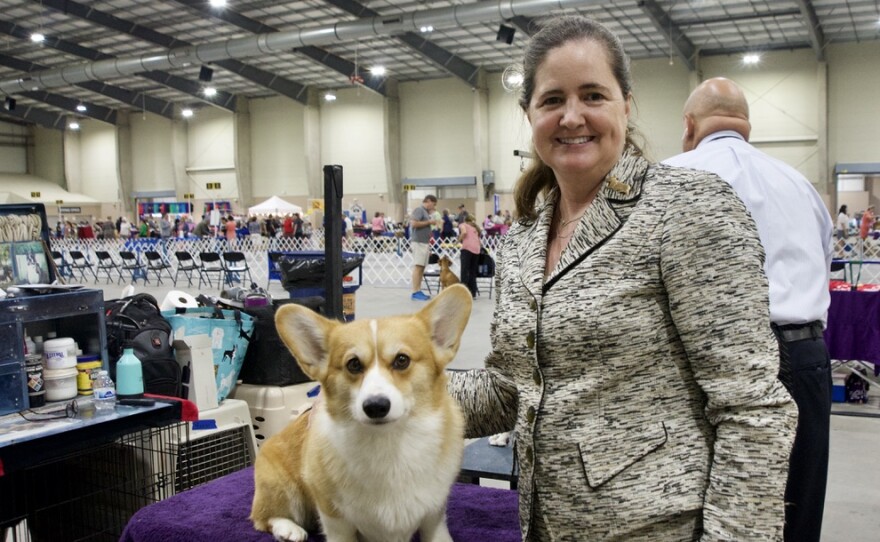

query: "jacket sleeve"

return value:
[658, 169, 797, 541]
[447, 237, 518, 438]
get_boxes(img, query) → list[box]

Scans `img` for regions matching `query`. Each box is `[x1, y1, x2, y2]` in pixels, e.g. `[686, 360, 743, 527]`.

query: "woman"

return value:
[457, 214, 481, 298]
[441, 209, 456, 241]
[447, 16, 795, 541]
[836, 205, 849, 240]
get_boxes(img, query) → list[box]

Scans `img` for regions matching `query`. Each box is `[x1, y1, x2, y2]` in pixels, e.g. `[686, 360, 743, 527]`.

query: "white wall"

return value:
[487, 72, 531, 194]
[32, 126, 64, 185]
[0, 121, 28, 174]
[250, 96, 309, 198]
[130, 113, 175, 193]
[399, 78, 477, 180]
[186, 107, 237, 202]
[320, 87, 389, 194]
[67, 119, 120, 202]
[828, 41, 880, 164]
[629, 57, 693, 161]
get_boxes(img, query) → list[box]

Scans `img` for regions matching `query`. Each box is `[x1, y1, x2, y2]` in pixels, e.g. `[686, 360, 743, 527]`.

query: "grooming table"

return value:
[120, 466, 520, 542]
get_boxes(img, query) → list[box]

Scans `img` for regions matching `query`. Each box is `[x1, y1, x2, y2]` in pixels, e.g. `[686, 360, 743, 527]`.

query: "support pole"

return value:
[323, 165, 344, 321]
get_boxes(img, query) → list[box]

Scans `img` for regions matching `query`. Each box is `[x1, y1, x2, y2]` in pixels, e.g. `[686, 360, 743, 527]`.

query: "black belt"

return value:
[772, 321, 824, 342]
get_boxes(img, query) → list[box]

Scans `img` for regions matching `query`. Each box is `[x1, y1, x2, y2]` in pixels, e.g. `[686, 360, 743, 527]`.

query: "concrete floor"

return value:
[91, 279, 880, 541]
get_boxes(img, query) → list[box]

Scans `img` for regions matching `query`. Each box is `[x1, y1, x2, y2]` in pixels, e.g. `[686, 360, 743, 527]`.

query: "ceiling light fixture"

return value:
[203, 87, 217, 97]
[209, 0, 227, 7]
[420, 25, 434, 33]
[743, 53, 761, 64]
[30, 32, 45, 43]
[68, 121, 80, 131]
[371, 66, 386, 77]
[324, 91, 337, 102]
[181, 108, 194, 118]
[76, 104, 87, 112]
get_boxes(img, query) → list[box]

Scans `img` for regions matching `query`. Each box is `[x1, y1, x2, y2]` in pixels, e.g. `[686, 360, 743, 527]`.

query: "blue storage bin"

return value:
[832, 384, 846, 403]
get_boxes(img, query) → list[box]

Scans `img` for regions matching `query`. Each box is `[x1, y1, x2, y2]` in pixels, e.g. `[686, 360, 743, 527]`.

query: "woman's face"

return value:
[527, 38, 630, 187]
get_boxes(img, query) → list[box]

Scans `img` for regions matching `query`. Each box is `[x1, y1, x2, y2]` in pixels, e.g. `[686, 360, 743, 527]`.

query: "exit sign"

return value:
[183, 193, 195, 199]
[30, 191, 40, 197]
[206, 182, 222, 190]
[402, 184, 416, 191]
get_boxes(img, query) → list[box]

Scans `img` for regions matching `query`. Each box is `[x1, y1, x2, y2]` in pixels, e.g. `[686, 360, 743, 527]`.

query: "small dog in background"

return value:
[439, 255, 460, 290]
[251, 284, 472, 542]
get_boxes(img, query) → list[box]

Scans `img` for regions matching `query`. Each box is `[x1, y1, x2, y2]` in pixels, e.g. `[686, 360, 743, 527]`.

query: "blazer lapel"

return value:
[515, 202, 553, 300]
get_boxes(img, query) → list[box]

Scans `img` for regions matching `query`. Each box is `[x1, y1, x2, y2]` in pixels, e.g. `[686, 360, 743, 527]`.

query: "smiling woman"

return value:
[446, 15, 797, 542]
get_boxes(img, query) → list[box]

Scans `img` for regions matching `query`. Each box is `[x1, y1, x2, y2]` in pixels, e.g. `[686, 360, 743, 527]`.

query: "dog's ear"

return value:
[417, 284, 472, 366]
[275, 305, 338, 381]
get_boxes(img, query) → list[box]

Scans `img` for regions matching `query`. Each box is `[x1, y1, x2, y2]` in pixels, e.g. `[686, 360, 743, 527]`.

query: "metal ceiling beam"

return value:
[0, 0, 600, 94]
[792, 0, 826, 61]
[0, 51, 174, 119]
[19, 90, 117, 124]
[676, 8, 801, 27]
[171, 0, 386, 96]
[0, 104, 66, 131]
[43, 0, 307, 104]
[322, 0, 481, 87]
[637, 0, 696, 71]
[0, 19, 235, 112]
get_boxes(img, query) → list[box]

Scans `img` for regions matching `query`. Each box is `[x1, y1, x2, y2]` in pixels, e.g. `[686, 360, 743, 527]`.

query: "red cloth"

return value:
[144, 393, 199, 422]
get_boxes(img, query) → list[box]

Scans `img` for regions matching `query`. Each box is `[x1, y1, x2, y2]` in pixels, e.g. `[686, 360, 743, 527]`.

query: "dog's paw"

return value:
[268, 517, 309, 542]
[488, 432, 510, 447]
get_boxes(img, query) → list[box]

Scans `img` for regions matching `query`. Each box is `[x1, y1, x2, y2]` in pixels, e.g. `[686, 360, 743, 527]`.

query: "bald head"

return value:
[681, 77, 751, 152]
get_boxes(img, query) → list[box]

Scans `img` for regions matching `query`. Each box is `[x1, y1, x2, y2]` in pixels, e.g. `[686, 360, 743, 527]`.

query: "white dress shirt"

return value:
[664, 131, 833, 326]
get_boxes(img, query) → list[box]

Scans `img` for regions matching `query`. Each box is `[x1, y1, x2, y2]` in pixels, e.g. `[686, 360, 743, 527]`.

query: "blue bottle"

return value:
[116, 347, 144, 399]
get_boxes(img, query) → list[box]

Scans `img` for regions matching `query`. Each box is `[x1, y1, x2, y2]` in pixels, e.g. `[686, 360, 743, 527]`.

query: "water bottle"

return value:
[93, 370, 117, 412]
[116, 347, 144, 399]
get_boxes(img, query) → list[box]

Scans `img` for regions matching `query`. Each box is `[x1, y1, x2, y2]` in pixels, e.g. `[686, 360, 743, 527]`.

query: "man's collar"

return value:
[698, 130, 746, 148]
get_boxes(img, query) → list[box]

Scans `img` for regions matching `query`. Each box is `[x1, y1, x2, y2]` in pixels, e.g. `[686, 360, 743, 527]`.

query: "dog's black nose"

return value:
[362, 396, 391, 419]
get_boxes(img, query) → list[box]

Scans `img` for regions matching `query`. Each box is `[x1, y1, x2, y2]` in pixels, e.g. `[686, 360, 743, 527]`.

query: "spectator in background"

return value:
[192, 215, 210, 238]
[247, 216, 261, 236]
[342, 212, 354, 240]
[225, 215, 237, 243]
[457, 214, 481, 298]
[665, 76, 831, 542]
[431, 208, 443, 240]
[454, 204, 469, 226]
[409, 195, 438, 301]
[293, 213, 304, 240]
[441, 209, 456, 241]
[282, 214, 294, 238]
[159, 213, 173, 239]
[836, 205, 849, 241]
[371, 212, 385, 237]
[859, 205, 875, 241]
[119, 217, 132, 239]
[102, 216, 117, 240]
[265, 215, 277, 238]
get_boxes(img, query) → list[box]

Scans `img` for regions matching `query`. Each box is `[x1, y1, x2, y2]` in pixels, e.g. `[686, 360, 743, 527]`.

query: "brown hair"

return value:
[513, 15, 643, 221]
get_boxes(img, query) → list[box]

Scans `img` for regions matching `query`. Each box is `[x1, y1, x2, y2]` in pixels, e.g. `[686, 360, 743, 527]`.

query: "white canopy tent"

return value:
[248, 196, 303, 217]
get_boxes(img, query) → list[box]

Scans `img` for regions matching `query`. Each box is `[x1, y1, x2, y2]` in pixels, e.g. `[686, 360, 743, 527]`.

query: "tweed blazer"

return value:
[448, 147, 797, 541]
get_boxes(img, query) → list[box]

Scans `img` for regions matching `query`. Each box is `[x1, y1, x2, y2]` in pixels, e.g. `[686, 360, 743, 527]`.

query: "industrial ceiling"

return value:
[0, 0, 877, 129]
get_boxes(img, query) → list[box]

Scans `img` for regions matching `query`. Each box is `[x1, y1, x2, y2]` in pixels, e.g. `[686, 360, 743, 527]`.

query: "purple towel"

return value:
[120, 467, 520, 542]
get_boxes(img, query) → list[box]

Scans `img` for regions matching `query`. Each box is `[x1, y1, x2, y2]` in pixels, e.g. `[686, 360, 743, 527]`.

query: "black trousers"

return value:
[772, 325, 832, 542]
[460, 249, 479, 297]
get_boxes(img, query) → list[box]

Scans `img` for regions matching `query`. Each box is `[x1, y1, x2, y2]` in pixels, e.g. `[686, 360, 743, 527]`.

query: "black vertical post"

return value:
[323, 165, 344, 321]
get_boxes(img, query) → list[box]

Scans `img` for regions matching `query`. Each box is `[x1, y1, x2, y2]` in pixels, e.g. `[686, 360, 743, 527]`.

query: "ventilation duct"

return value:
[0, 0, 598, 95]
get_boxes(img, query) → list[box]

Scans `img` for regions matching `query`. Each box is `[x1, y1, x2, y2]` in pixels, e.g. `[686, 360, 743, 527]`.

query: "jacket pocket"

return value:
[577, 421, 668, 489]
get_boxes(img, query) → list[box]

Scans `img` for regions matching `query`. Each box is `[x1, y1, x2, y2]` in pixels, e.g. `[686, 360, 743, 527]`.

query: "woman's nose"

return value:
[559, 99, 586, 128]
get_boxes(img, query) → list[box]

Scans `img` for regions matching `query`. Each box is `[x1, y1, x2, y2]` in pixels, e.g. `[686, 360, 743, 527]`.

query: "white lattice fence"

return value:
[49, 232, 501, 289]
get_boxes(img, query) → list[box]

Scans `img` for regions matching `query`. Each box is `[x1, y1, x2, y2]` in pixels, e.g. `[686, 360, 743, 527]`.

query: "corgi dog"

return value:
[438, 256, 460, 290]
[251, 284, 472, 542]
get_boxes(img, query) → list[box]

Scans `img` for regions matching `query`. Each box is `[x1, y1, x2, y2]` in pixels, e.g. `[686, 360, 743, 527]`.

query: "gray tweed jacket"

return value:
[448, 146, 797, 541]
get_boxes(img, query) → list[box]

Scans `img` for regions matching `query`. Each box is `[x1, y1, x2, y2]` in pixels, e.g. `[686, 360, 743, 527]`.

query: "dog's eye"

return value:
[391, 354, 410, 371]
[346, 357, 363, 374]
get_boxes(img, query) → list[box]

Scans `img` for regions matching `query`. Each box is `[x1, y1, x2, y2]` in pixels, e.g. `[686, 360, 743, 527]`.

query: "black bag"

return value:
[105, 293, 181, 397]
[238, 297, 324, 386]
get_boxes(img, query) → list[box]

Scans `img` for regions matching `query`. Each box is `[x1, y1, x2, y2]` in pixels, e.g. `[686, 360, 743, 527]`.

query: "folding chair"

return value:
[198, 252, 225, 288]
[93, 250, 121, 284]
[422, 253, 441, 295]
[476, 249, 495, 299]
[144, 251, 175, 285]
[118, 250, 149, 285]
[50, 251, 74, 281]
[222, 251, 254, 287]
[174, 251, 204, 288]
[67, 250, 98, 283]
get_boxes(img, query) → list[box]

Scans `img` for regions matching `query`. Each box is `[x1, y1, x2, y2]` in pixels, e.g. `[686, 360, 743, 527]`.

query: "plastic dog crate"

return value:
[228, 382, 318, 447]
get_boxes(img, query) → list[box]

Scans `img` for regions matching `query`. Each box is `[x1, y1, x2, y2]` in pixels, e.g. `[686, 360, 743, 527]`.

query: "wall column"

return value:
[304, 89, 322, 200]
[115, 111, 133, 216]
[234, 96, 254, 209]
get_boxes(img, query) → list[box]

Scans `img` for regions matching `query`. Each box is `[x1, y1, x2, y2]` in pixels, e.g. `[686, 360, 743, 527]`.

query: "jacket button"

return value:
[532, 368, 541, 386]
[529, 299, 537, 311]
[527, 406, 535, 423]
[526, 331, 535, 349]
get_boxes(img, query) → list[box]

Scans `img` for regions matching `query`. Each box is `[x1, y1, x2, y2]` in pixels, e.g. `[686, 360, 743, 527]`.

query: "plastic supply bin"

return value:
[275, 251, 364, 321]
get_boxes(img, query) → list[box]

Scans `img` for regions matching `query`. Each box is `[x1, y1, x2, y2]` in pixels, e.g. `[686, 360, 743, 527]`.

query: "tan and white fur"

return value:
[251, 284, 472, 542]
[438, 256, 460, 290]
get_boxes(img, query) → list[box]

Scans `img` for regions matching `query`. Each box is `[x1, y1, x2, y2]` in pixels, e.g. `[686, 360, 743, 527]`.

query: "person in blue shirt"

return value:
[664, 77, 834, 542]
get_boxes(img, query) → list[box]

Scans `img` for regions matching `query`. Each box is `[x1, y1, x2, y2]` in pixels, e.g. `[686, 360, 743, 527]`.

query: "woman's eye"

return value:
[585, 92, 604, 102]
[392, 354, 411, 371]
[346, 357, 363, 374]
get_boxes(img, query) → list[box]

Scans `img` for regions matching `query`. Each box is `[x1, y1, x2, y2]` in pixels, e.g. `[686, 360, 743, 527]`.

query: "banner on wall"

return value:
[137, 202, 193, 217]
[204, 201, 232, 215]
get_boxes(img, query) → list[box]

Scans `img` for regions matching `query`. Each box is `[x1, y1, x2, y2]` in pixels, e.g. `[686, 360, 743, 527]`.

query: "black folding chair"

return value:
[198, 252, 225, 288]
[422, 252, 441, 295]
[67, 250, 98, 283]
[50, 251, 74, 281]
[118, 250, 149, 285]
[174, 250, 204, 288]
[476, 249, 495, 299]
[222, 251, 253, 287]
[144, 251, 174, 285]
[94, 250, 121, 284]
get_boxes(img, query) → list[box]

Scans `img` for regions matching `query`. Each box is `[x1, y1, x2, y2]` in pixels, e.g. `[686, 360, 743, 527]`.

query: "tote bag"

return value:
[162, 306, 255, 402]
